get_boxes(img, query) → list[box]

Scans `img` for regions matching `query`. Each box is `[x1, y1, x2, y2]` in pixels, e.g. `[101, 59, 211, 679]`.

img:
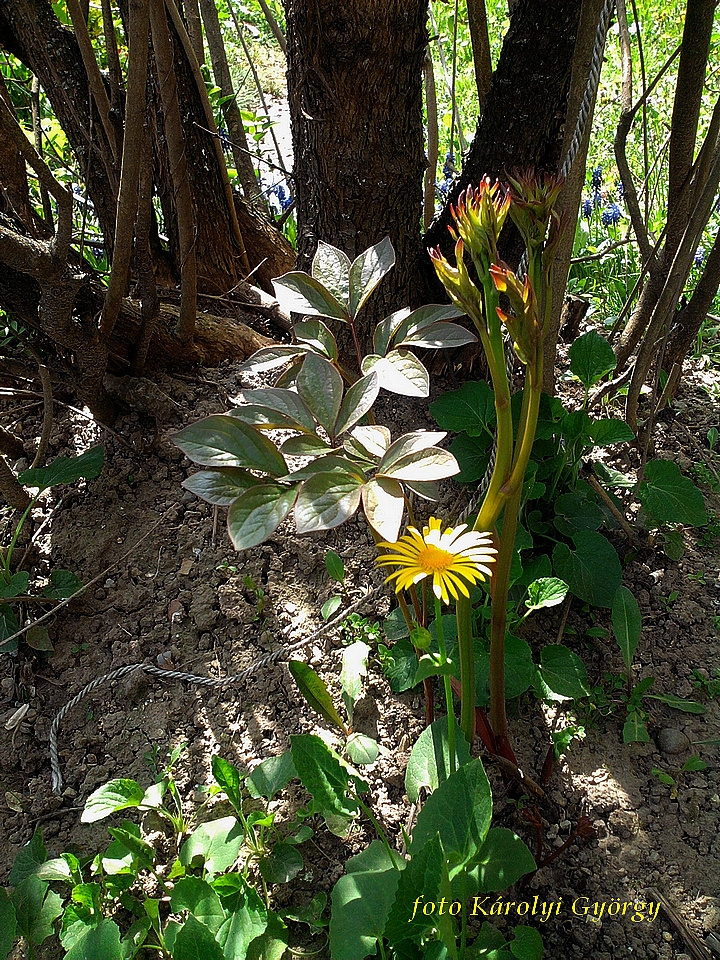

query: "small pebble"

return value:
[657, 728, 690, 755]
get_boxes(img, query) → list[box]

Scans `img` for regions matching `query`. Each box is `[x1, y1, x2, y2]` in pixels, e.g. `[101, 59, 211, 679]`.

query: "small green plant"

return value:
[0, 446, 104, 653]
[341, 613, 381, 646]
[660, 590, 680, 613]
[321, 548, 347, 620]
[243, 574, 267, 620]
[652, 755, 708, 799]
[692, 668, 720, 699]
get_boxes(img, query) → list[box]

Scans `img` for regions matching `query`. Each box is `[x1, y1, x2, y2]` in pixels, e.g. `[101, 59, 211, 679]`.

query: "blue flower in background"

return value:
[582, 198, 593, 220]
[694, 247, 705, 268]
[591, 166, 603, 190]
[617, 180, 624, 200]
[601, 203, 621, 227]
[443, 151, 456, 180]
[268, 180, 293, 214]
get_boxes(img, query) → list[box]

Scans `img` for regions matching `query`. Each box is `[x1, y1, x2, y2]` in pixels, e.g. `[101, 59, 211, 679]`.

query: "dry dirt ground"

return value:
[1, 354, 719, 960]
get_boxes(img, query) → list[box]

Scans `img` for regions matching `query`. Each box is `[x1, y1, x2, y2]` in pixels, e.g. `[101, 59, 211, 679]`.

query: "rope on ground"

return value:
[49, 582, 385, 795]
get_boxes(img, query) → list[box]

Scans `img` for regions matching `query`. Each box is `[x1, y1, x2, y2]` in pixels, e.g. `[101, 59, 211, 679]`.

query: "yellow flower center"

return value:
[417, 544, 454, 573]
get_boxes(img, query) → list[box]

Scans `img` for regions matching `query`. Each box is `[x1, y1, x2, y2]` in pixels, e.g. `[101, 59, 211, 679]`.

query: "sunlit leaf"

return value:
[362, 476, 405, 542]
[294, 472, 363, 532]
[273, 271, 349, 320]
[312, 241, 351, 308]
[349, 237, 395, 317]
[19, 446, 104, 492]
[227, 484, 298, 550]
[334, 372, 380, 436]
[173, 415, 288, 476]
[296, 353, 344, 435]
[182, 468, 259, 506]
[293, 317, 339, 361]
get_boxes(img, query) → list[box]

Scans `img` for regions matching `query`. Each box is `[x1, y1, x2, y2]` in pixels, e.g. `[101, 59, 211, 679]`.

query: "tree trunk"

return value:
[283, 0, 430, 351]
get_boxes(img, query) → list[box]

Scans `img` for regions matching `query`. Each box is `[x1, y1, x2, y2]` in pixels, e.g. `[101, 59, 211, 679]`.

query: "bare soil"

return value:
[1, 355, 719, 960]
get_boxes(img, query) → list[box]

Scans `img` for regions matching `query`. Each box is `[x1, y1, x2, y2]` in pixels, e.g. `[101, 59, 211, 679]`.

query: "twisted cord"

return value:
[457, 0, 616, 526]
[49, 584, 383, 795]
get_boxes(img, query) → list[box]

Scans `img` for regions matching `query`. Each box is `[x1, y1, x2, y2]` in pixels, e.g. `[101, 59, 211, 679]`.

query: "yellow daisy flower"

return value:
[376, 517, 497, 605]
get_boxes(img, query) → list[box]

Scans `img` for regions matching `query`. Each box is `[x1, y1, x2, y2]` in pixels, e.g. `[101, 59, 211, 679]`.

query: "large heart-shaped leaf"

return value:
[312, 241, 351, 308]
[334, 372, 380, 437]
[637, 459, 707, 527]
[227, 484, 298, 550]
[349, 237, 395, 316]
[273, 271, 349, 320]
[362, 476, 405, 542]
[467, 827, 536, 893]
[182, 468, 259, 506]
[345, 425, 392, 461]
[296, 353, 344, 435]
[429, 380, 496, 437]
[568, 330, 616, 388]
[294, 473, 363, 532]
[179, 818, 244, 878]
[170, 878, 225, 934]
[173, 416, 288, 476]
[231, 387, 317, 433]
[405, 716, 472, 803]
[552, 530, 621, 607]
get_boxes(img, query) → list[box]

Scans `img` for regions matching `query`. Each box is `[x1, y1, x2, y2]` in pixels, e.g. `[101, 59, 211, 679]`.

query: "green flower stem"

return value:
[435, 594, 457, 775]
[456, 594, 475, 743]
[356, 794, 394, 860]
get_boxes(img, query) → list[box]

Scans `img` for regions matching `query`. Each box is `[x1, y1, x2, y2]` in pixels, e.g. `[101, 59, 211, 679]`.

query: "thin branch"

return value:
[30, 77, 53, 230]
[423, 52, 439, 232]
[256, 0, 286, 54]
[466, 0, 492, 113]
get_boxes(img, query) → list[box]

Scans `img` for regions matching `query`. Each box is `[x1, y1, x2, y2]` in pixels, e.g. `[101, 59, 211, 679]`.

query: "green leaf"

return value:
[384, 834, 443, 946]
[325, 550, 345, 583]
[413, 652, 455, 684]
[64, 919, 123, 960]
[449, 433, 492, 484]
[232, 386, 318, 432]
[273, 270, 348, 320]
[589, 418, 635, 446]
[173, 915, 225, 960]
[9, 828, 48, 884]
[81, 779, 145, 823]
[340, 641, 370, 719]
[121, 917, 152, 960]
[345, 733, 379, 765]
[19, 446, 103, 491]
[179, 817, 244, 878]
[290, 734, 359, 820]
[322, 595, 343, 620]
[405, 716, 472, 802]
[400, 322, 476, 350]
[646, 693, 705, 714]
[345, 424, 391, 461]
[623, 712, 650, 743]
[330, 840, 403, 960]
[611, 586, 641, 673]
[568, 330, 616, 388]
[296, 353, 344, 435]
[378, 430, 447, 471]
[227, 484, 297, 550]
[540, 645, 590, 700]
[373, 307, 414, 356]
[362, 349, 430, 397]
[246, 751, 297, 800]
[430, 380, 497, 437]
[182, 469, 260, 506]
[258, 843, 304, 884]
[637, 460, 707, 527]
[661, 529, 685, 561]
[0, 886, 17, 959]
[510, 925, 544, 960]
[411, 759, 493, 868]
[349, 237, 395, 317]
[0, 570, 28, 599]
[294, 472, 363, 532]
[211, 756, 244, 812]
[174, 416, 288, 476]
[525, 578, 568, 613]
[362, 476, 405, 542]
[171, 877, 225, 934]
[239, 345, 306, 375]
[682, 755, 708, 772]
[552, 531, 622, 607]
[12, 875, 63, 947]
[468, 828, 536, 893]
[245, 912, 289, 960]
[553, 490, 605, 536]
[288, 661, 347, 732]
[378, 639, 417, 692]
[312, 241, 351, 308]
[42, 569, 83, 600]
[106, 827, 154, 867]
[474, 635, 536, 707]
[377, 303, 463, 355]
[33, 855, 73, 881]
[334, 372, 380, 436]
[380, 446, 458, 482]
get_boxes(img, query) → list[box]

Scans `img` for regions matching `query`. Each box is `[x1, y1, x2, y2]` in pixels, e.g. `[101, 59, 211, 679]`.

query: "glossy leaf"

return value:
[312, 241, 351, 308]
[340, 640, 370, 722]
[290, 734, 359, 820]
[238, 344, 306, 374]
[294, 472, 363, 532]
[378, 430, 447, 473]
[430, 380, 496, 437]
[362, 349, 430, 397]
[399, 321, 476, 350]
[273, 271, 348, 320]
[182, 468, 259, 506]
[211, 756, 244, 813]
[380, 446, 459, 482]
[294, 318, 339, 361]
[373, 307, 412, 356]
[637, 459, 707, 527]
[288, 661, 347, 732]
[349, 237, 395, 317]
[568, 330, 616, 388]
[81, 779, 145, 823]
[330, 840, 403, 960]
[362, 476, 405, 542]
[345, 424, 392, 461]
[611, 586, 642, 673]
[179, 818, 244, 878]
[174, 416, 288, 476]
[296, 353, 344, 435]
[227, 484, 297, 550]
[231, 387, 317, 432]
[325, 549, 345, 583]
[19, 446, 104, 492]
[540, 645, 590, 700]
[405, 716, 472, 802]
[280, 434, 332, 457]
[334, 372, 380, 436]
